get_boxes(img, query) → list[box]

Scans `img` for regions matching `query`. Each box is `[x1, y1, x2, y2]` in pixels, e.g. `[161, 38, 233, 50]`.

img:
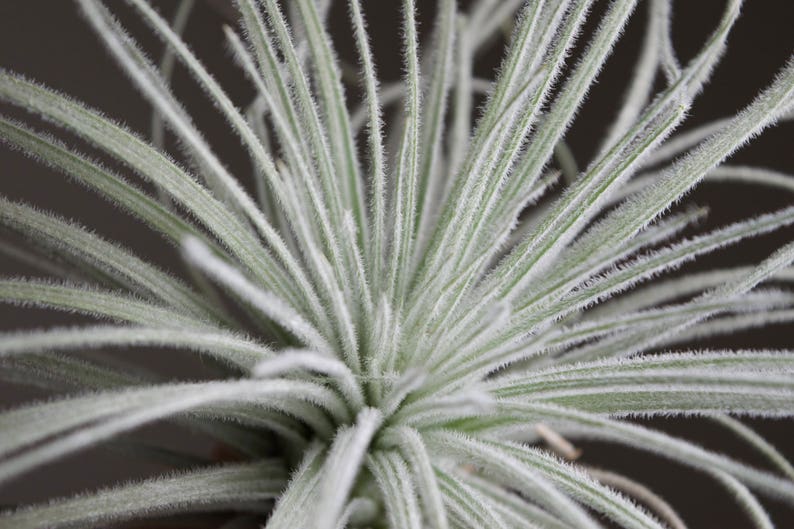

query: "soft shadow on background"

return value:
[1, 0, 793, 527]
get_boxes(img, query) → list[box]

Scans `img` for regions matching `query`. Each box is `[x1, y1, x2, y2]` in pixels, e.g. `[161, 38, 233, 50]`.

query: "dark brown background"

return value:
[1, 0, 793, 527]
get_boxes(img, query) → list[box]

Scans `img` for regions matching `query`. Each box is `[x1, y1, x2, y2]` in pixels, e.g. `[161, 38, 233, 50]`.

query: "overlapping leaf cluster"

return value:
[1, 0, 793, 528]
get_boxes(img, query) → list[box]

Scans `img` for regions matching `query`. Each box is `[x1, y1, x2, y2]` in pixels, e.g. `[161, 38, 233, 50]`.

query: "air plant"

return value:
[0, 0, 793, 528]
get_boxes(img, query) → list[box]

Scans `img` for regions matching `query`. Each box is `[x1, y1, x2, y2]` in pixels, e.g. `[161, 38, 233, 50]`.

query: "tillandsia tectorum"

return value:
[0, 0, 793, 528]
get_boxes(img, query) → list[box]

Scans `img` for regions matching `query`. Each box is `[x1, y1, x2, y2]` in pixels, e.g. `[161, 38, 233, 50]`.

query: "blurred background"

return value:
[1, 0, 793, 526]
